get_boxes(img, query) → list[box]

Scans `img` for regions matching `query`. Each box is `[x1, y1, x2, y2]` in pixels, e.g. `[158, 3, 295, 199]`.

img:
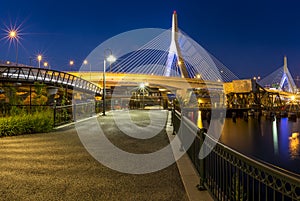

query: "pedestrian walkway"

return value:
[0, 109, 214, 201]
[165, 111, 214, 201]
[0, 110, 188, 201]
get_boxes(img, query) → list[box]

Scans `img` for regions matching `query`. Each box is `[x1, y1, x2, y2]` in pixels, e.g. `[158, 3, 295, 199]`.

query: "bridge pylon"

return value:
[164, 11, 189, 78]
[259, 56, 297, 94]
[279, 56, 297, 93]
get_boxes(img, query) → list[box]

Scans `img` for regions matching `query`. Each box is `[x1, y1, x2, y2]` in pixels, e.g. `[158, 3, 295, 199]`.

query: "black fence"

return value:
[53, 101, 107, 127]
[172, 109, 300, 201]
[0, 100, 110, 127]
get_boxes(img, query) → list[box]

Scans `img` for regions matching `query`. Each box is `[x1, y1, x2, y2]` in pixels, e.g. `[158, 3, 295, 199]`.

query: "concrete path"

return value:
[0, 109, 213, 201]
[0, 111, 188, 201]
[166, 111, 214, 201]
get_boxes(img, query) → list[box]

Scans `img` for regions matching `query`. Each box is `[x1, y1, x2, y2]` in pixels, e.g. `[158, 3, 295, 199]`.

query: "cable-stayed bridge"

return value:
[76, 11, 238, 100]
[75, 11, 298, 110]
[1, 11, 298, 111]
[259, 56, 298, 94]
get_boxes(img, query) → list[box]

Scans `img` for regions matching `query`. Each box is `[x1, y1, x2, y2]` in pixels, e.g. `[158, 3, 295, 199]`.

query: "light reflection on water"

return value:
[289, 136, 300, 160]
[272, 119, 278, 154]
[202, 116, 300, 175]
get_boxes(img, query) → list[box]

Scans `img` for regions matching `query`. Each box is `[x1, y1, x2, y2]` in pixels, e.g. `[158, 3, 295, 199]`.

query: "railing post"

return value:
[197, 128, 207, 191]
[73, 103, 76, 122]
[53, 100, 56, 127]
[171, 108, 175, 135]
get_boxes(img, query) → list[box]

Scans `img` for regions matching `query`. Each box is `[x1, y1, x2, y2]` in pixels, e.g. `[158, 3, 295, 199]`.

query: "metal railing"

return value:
[0, 65, 101, 94]
[53, 101, 109, 127]
[172, 109, 300, 201]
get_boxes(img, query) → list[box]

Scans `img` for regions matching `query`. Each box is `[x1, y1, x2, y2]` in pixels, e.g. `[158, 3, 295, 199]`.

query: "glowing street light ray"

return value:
[0, 19, 31, 66]
[3, 27, 21, 65]
[37, 54, 42, 68]
[43, 62, 49, 69]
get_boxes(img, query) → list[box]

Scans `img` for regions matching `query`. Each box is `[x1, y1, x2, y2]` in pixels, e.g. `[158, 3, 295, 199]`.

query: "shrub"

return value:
[0, 110, 53, 137]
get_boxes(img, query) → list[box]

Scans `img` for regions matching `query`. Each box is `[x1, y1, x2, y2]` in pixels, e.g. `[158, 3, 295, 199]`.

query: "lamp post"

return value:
[102, 49, 116, 116]
[69, 60, 74, 71]
[139, 83, 146, 109]
[43, 62, 48, 69]
[83, 60, 91, 81]
[8, 30, 18, 66]
[37, 55, 42, 68]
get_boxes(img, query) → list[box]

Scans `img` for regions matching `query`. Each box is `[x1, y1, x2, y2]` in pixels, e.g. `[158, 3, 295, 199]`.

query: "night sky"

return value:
[0, 0, 300, 81]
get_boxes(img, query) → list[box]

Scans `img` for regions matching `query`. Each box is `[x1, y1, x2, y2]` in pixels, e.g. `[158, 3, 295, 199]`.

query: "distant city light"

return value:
[291, 95, 295, 101]
[139, 83, 145, 89]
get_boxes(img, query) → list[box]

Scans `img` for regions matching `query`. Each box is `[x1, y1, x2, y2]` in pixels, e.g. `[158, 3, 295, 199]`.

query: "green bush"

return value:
[0, 110, 53, 137]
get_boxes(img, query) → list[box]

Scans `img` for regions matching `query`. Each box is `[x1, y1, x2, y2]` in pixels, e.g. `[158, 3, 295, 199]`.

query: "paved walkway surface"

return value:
[0, 109, 213, 201]
[165, 111, 214, 201]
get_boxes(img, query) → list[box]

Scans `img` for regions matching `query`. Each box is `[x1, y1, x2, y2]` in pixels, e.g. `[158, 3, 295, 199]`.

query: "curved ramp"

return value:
[0, 65, 101, 94]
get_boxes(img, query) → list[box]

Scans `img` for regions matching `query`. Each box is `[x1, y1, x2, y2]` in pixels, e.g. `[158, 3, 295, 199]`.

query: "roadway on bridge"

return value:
[0, 111, 188, 201]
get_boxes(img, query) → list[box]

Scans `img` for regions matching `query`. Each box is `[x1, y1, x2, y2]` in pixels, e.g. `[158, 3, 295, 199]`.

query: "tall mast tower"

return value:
[164, 11, 189, 78]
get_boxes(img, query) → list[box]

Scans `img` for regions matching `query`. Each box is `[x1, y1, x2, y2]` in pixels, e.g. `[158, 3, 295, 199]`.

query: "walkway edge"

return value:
[166, 111, 213, 201]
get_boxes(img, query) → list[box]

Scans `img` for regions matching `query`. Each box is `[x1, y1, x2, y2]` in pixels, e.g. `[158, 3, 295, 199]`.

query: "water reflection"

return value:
[289, 134, 300, 160]
[197, 111, 203, 128]
[272, 119, 278, 154]
[199, 114, 300, 174]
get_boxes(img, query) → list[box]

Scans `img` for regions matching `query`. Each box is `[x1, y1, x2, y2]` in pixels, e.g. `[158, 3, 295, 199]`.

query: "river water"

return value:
[200, 114, 300, 175]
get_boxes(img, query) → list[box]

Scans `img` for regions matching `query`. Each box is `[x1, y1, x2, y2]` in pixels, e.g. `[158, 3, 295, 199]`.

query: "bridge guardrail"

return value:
[0, 65, 101, 94]
[172, 109, 300, 201]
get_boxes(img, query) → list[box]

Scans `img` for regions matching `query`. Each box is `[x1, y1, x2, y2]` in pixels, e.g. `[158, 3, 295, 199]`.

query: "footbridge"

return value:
[0, 65, 101, 94]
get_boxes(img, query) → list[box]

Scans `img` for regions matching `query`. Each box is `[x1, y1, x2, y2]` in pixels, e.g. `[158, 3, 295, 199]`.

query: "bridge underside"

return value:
[0, 66, 101, 110]
[71, 72, 224, 90]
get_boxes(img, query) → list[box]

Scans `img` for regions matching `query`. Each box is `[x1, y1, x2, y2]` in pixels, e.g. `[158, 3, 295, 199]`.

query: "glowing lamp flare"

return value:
[106, 55, 116, 63]
[9, 30, 17, 38]
[37, 55, 42, 61]
[291, 95, 295, 101]
[139, 83, 145, 89]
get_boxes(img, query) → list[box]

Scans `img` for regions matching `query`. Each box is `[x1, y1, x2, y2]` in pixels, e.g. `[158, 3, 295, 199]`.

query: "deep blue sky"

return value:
[0, 0, 300, 81]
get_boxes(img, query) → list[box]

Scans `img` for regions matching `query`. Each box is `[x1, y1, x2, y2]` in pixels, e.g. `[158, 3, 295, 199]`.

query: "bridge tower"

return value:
[164, 11, 189, 78]
[279, 56, 297, 93]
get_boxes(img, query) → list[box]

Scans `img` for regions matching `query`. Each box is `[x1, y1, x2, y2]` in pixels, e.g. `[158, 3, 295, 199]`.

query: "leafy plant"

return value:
[0, 110, 53, 137]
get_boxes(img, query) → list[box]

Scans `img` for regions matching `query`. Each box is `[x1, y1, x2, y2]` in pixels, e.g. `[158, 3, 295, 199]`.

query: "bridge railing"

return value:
[0, 65, 101, 94]
[172, 109, 300, 201]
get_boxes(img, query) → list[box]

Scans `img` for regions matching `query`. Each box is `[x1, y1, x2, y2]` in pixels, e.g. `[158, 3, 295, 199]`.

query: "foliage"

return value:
[0, 110, 53, 137]
[33, 82, 48, 106]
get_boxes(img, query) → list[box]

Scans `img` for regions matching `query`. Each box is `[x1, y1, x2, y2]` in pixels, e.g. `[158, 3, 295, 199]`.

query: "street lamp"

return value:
[37, 55, 42, 68]
[43, 62, 48, 69]
[139, 83, 146, 109]
[102, 50, 116, 116]
[69, 60, 74, 71]
[8, 30, 18, 66]
[83, 60, 92, 81]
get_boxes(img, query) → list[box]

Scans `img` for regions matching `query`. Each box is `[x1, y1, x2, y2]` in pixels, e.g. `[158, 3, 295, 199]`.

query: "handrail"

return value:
[172, 109, 300, 201]
[0, 65, 101, 94]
